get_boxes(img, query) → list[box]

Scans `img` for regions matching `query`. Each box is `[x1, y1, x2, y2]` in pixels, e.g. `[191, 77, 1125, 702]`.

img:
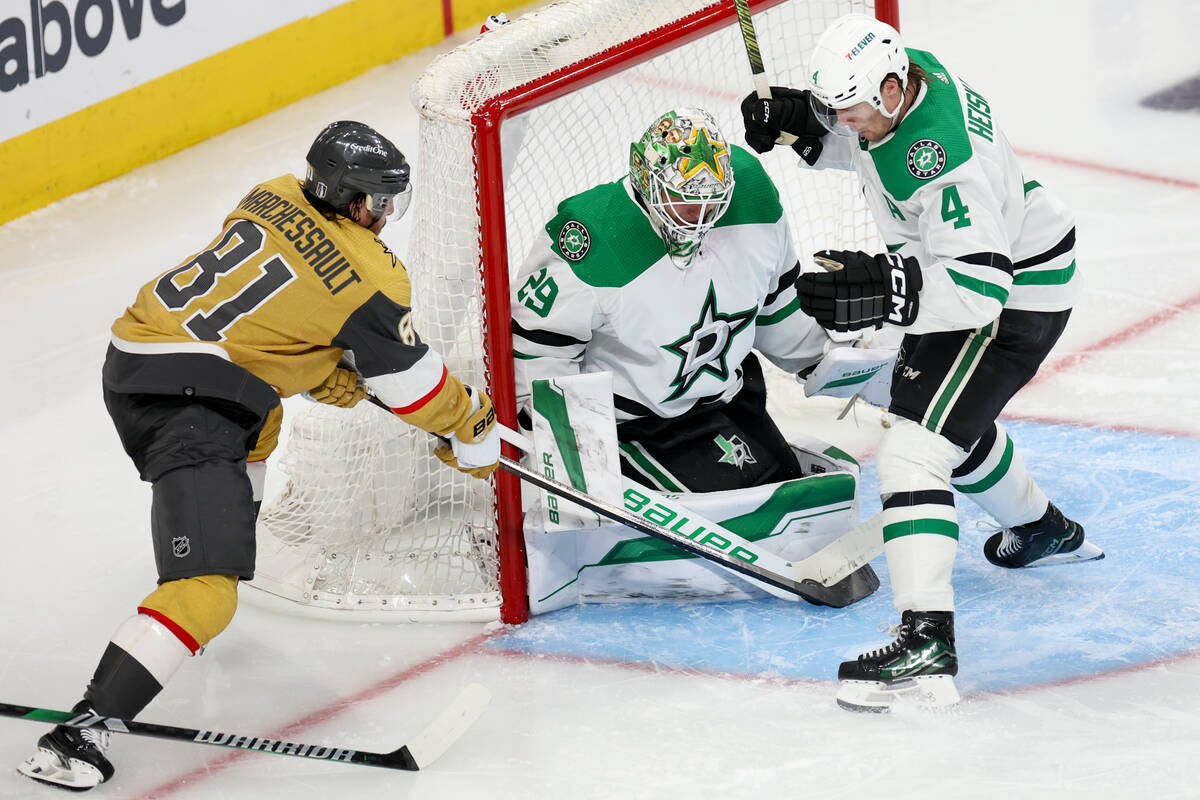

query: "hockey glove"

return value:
[740, 86, 826, 165]
[306, 368, 366, 408]
[796, 250, 922, 332]
[434, 386, 500, 479]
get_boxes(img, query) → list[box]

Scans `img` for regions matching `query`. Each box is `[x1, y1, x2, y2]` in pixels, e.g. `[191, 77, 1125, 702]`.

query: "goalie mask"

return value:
[629, 108, 735, 268]
[304, 120, 412, 223]
[806, 14, 909, 136]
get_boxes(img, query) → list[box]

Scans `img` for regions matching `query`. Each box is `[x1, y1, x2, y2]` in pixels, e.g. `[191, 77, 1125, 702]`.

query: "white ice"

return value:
[2, 1, 1200, 798]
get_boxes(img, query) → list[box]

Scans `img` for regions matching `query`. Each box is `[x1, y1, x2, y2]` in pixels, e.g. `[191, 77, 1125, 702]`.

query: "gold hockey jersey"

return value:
[108, 175, 474, 435]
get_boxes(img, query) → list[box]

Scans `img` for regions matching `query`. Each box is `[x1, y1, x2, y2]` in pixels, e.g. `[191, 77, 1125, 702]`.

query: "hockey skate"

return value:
[17, 707, 114, 792]
[983, 502, 1103, 569]
[836, 610, 960, 713]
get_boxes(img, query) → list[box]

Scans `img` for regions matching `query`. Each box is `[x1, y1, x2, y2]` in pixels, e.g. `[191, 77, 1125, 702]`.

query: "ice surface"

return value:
[2, 1, 1199, 798]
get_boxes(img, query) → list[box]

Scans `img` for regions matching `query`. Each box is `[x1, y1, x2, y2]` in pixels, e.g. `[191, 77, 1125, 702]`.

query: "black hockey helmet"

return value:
[304, 121, 411, 221]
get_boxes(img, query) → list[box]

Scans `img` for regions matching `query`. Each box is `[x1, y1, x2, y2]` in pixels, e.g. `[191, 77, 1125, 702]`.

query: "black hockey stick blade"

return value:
[1, 683, 491, 772]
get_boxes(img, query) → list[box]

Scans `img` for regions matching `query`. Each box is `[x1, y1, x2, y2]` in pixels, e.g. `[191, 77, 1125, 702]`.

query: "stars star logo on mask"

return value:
[662, 283, 756, 402]
[678, 127, 728, 182]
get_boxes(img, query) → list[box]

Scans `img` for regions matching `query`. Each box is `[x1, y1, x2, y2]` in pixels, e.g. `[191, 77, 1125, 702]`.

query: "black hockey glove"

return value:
[739, 86, 827, 165]
[796, 250, 923, 332]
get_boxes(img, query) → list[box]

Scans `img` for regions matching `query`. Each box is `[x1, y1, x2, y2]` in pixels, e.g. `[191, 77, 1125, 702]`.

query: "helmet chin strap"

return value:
[879, 75, 912, 125]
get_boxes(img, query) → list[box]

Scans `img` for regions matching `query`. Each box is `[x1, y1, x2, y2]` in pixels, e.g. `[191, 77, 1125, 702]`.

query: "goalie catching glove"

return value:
[739, 87, 826, 166]
[796, 250, 922, 332]
[434, 386, 500, 479]
[306, 367, 365, 408]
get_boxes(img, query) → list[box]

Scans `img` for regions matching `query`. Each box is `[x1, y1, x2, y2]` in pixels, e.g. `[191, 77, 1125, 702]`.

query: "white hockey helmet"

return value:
[806, 14, 909, 136]
[629, 108, 735, 268]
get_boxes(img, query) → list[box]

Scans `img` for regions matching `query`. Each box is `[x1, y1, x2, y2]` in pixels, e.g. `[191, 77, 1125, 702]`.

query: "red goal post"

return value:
[249, 0, 897, 625]
[472, 0, 899, 623]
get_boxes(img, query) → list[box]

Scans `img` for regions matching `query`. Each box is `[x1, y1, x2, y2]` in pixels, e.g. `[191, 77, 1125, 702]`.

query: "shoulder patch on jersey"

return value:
[906, 139, 947, 179]
[867, 49, 972, 202]
[556, 220, 591, 262]
[546, 181, 662, 288]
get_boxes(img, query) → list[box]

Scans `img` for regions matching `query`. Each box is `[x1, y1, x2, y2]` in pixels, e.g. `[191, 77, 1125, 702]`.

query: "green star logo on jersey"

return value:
[662, 282, 756, 402]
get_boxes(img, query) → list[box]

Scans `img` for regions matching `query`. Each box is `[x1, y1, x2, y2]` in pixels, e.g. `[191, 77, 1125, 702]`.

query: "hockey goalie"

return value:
[511, 107, 892, 613]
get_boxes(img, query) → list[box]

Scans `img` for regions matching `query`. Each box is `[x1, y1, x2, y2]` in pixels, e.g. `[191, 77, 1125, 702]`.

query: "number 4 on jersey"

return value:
[940, 185, 971, 229]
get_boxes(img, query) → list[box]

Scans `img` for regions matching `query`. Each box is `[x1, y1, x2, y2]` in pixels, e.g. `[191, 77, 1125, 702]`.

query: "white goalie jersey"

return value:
[511, 146, 831, 422]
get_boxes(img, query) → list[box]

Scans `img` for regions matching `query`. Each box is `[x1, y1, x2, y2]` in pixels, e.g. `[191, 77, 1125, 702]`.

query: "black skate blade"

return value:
[1021, 541, 1105, 568]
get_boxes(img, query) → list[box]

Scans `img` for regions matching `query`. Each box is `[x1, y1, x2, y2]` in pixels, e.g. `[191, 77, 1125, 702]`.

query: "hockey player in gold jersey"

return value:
[17, 121, 499, 791]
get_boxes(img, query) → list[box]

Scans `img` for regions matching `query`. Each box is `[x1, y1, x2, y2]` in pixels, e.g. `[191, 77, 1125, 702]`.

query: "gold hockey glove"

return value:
[434, 386, 499, 479]
[307, 368, 366, 408]
[452, 387, 497, 444]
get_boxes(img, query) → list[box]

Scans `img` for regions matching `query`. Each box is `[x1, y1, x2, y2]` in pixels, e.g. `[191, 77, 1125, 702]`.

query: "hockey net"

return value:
[247, 0, 893, 623]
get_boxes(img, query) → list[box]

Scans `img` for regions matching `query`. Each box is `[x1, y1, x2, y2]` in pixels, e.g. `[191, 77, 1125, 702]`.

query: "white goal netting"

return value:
[248, 0, 887, 622]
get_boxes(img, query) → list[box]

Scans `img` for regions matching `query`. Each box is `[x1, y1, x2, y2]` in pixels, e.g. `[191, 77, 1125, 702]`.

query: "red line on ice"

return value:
[132, 630, 500, 799]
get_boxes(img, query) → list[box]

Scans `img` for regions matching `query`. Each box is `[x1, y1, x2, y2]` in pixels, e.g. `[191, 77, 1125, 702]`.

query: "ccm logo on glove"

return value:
[798, 250, 922, 332]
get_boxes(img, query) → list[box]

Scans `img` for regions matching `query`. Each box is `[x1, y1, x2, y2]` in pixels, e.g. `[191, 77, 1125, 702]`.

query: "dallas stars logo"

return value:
[678, 127, 728, 182]
[715, 434, 756, 470]
[662, 283, 756, 401]
[906, 139, 947, 179]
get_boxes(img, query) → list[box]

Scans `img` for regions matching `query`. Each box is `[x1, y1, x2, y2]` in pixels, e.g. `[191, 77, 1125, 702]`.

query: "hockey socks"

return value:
[87, 612, 192, 719]
[18, 613, 190, 791]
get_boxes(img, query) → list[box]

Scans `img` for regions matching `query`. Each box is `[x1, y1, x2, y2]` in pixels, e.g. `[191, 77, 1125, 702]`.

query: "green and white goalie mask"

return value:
[629, 108, 735, 268]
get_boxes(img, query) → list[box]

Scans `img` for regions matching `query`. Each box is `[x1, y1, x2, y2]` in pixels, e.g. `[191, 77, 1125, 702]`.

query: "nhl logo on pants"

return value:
[172, 536, 191, 558]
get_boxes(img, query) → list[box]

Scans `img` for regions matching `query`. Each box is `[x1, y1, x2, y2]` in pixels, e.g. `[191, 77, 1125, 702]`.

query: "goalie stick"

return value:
[363, 392, 817, 600]
[2, 683, 491, 772]
[363, 392, 885, 599]
[733, 0, 798, 146]
[491, 422, 889, 592]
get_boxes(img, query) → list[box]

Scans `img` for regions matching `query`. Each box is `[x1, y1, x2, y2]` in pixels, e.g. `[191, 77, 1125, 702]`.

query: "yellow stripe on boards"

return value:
[0, 0, 442, 226]
[450, 0, 508, 32]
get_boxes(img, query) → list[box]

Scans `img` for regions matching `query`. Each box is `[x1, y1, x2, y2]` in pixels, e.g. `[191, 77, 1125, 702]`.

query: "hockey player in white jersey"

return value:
[511, 107, 879, 608]
[741, 14, 1100, 711]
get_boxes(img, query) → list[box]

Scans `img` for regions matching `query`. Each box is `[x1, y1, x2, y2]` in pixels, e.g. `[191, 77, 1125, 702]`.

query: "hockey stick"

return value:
[791, 512, 884, 587]
[363, 393, 813, 601]
[498, 448, 830, 602]
[493, 420, 888, 592]
[365, 392, 882, 601]
[2, 683, 491, 772]
[733, 0, 798, 146]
